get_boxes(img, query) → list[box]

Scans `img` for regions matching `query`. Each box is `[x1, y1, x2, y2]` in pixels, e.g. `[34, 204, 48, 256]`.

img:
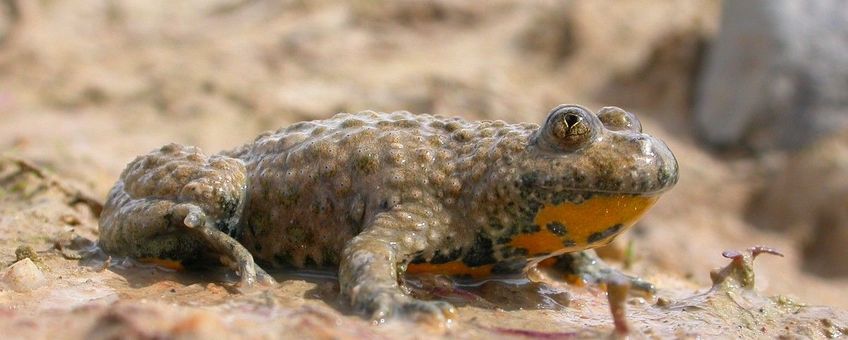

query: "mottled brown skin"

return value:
[98, 105, 678, 322]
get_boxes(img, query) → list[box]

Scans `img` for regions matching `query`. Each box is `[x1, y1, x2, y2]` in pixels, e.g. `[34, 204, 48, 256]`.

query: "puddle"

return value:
[39, 279, 119, 312]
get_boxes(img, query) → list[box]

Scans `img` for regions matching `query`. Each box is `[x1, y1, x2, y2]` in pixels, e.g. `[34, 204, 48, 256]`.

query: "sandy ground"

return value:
[1, 1, 847, 338]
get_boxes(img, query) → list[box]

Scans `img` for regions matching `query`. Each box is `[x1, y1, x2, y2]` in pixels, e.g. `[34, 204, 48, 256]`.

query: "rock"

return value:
[2, 257, 47, 292]
[694, 0, 848, 151]
[747, 130, 848, 277]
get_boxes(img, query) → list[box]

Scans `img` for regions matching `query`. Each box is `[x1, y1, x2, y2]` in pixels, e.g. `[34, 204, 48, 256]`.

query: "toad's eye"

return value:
[538, 105, 600, 152]
[597, 106, 642, 132]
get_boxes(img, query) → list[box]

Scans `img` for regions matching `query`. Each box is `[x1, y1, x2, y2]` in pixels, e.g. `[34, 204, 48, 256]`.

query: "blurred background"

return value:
[1, 0, 846, 310]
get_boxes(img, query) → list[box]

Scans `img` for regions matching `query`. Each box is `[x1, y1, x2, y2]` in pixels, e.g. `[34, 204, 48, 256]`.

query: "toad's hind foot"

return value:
[191, 214, 277, 289]
[551, 250, 655, 296]
[172, 203, 276, 288]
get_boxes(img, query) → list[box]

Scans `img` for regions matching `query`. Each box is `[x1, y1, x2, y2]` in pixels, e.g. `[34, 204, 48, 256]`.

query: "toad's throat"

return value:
[510, 194, 659, 256]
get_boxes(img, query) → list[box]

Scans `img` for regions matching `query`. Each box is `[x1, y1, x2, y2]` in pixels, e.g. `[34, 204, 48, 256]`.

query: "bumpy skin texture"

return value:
[99, 105, 678, 322]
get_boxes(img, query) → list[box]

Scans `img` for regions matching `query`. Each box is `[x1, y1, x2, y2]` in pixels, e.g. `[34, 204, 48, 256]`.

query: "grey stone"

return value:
[747, 131, 848, 277]
[694, 0, 848, 151]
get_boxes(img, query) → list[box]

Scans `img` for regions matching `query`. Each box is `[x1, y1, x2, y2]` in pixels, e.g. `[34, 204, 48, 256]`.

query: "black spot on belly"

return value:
[587, 224, 623, 244]
[499, 247, 528, 259]
[428, 247, 465, 264]
[546, 222, 567, 236]
[462, 233, 497, 267]
[491, 258, 527, 275]
[521, 224, 540, 233]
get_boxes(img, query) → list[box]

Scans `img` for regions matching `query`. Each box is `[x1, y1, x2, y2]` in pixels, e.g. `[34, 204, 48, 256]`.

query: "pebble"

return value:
[2, 258, 47, 292]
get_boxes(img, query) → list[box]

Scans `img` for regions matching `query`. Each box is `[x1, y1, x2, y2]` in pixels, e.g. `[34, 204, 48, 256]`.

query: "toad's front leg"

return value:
[339, 208, 457, 323]
[552, 250, 655, 295]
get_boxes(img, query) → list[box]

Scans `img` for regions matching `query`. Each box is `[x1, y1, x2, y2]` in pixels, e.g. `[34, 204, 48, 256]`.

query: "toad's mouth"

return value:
[531, 133, 680, 196]
[509, 194, 660, 256]
[528, 158, 679, 196]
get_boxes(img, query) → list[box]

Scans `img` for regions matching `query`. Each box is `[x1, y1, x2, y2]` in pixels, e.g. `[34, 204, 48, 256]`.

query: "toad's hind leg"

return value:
[98, 144, 274, 288]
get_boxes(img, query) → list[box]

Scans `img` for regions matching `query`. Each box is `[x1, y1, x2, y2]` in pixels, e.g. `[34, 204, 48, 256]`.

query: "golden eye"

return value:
[539, 105, 600, 152]
[597, 106, 642, 132]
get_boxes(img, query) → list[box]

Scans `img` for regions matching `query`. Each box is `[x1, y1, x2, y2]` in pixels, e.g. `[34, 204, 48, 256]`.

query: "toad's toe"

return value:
[361, 290, 455, 324]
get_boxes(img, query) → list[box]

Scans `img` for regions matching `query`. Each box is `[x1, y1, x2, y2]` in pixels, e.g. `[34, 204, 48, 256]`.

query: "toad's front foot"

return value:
[551, 250, 655, 296]
[339, 208, 457, 323]
[353, 287, 457, 324]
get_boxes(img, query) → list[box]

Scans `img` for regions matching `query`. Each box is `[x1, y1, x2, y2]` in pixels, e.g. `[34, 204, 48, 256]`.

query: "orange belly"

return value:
[510, 194, 659, 256]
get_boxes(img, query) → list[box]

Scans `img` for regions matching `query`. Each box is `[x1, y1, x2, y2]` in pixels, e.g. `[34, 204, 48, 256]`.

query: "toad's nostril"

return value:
[634, 137, 653, 156]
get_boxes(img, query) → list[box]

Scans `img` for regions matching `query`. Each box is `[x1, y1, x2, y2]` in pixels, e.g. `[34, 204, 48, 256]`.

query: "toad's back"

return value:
[227, 111, 536, 268]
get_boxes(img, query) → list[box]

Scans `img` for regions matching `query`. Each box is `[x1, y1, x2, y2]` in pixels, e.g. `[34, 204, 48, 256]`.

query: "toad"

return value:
[99, 104, 678, 322]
